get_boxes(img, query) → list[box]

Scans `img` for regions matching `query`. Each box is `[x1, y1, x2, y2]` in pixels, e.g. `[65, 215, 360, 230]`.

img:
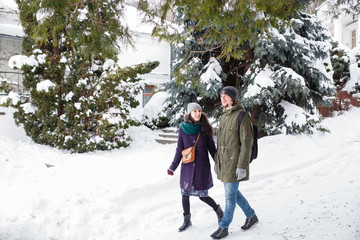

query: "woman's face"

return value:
[190, 108, 202, 122]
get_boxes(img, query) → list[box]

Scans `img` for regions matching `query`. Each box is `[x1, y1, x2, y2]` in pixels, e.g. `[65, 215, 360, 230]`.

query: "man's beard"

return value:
[222, 102, 230, 108]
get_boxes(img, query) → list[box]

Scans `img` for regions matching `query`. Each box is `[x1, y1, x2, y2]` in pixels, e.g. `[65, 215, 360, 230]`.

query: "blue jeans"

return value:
[219, 182, 255, 229]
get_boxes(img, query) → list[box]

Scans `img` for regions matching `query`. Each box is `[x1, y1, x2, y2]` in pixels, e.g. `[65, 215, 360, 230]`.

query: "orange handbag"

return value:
[181, 133, 200, 164]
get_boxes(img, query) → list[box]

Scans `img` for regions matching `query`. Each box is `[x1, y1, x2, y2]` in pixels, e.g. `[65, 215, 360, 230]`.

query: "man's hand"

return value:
[236, 168, 246, 180]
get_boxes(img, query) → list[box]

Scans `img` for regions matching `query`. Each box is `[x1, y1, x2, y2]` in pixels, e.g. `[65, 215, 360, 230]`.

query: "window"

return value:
[143, 85, 155, 107]
[351, 30, 356, 49]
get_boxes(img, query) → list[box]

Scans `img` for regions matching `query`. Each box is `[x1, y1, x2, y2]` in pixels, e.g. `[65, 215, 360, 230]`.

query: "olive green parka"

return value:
[215, 102, 254, 182]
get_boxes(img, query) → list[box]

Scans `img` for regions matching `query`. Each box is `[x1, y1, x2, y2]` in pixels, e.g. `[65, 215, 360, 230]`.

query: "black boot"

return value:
[214, 205, 223, 223]
[178, 213, 192, 232]
[241, 214, 259, 230]
[211, 227, 228, 239]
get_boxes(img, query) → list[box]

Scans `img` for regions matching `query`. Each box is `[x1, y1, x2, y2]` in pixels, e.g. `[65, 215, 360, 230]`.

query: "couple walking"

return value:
[168, 86, 259, 239]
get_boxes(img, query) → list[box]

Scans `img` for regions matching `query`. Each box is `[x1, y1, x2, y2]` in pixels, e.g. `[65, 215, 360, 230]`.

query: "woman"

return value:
[168, 102, 223, 232]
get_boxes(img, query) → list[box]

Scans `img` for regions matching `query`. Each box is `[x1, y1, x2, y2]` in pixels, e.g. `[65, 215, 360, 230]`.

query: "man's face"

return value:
[220, 93, 233, 109]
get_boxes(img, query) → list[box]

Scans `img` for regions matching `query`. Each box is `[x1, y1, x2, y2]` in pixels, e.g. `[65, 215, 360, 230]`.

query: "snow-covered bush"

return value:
[343, 46, 360, 93]
[318, 45, 360, 117]
[140, 91, 170, 129]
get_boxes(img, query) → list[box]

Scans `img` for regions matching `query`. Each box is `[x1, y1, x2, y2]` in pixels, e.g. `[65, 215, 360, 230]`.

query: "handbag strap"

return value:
[194, 133, 200, 148]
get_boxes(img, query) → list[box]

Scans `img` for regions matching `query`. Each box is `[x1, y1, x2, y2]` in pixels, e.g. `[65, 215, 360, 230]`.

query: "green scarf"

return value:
[180, 122, 202, 135]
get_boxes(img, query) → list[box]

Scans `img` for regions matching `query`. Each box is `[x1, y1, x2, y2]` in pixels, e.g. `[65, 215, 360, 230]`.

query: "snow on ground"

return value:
[0, 106, 360, 240]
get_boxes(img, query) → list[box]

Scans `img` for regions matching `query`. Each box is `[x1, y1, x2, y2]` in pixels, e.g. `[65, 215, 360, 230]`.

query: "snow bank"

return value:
[0, 107, 30, 142]
[139, 91, 168, 121]
[0, 106, 359, 240]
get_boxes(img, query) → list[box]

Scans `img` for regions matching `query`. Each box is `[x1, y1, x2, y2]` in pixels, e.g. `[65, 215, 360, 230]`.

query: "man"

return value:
[211, 86, 258, 239]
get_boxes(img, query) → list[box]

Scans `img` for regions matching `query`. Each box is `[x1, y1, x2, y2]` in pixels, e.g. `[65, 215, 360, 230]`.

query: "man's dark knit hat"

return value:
[221, 86, 238, 100]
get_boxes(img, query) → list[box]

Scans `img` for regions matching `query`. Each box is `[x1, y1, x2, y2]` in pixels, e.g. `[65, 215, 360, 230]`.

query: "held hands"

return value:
[236, 168, 246, 180]
[167, 169, 174, 176]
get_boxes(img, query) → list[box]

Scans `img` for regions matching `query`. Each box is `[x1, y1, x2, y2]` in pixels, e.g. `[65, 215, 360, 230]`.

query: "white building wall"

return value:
[117, 31, 171, 109]
[316, 0, 359, 49]
[343, 21, 358, 49]
[333, 19, 343, 44]
[118, 31, 170, 76]
[0, 5, 24, 94]
[358, 20, 360, 49]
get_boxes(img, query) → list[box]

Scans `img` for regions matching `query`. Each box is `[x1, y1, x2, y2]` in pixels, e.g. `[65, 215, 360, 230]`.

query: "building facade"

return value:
[316, 1, 360, 49]
[0, 6, 24, 94]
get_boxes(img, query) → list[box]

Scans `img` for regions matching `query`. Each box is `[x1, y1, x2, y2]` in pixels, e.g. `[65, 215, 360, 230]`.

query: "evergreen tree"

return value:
[1, 0, 159, 152]
[241, 12, 335, 135]
[164, 47, 226, 126]
[329, 40, 350, 89]
[163, 18, 226, 126]
[139, 0, 308, 60]
[140, 1, 337, 136]
[139, 0, 308, 129]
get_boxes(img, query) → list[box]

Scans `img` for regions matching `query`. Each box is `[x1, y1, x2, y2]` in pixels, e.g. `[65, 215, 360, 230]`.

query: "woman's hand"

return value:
[167, 169, 174, 175]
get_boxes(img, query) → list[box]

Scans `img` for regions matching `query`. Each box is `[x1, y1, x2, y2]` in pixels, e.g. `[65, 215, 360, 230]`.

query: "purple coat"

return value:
[169, 128, 217, 191]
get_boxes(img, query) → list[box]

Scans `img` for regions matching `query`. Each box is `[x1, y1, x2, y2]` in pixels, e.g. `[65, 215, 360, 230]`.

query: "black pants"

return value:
[182, 195, 218, 215]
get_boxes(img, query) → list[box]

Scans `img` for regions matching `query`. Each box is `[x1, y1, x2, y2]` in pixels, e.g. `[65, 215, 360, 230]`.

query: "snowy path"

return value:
[0, 107, 359, 239]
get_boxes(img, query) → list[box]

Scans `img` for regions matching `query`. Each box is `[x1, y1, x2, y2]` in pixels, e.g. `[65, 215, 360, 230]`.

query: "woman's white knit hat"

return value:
[187, 102, 202, 114]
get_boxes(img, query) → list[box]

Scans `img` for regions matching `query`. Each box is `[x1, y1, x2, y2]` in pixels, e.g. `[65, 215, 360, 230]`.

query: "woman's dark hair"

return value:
[184, 112, 214, 136]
